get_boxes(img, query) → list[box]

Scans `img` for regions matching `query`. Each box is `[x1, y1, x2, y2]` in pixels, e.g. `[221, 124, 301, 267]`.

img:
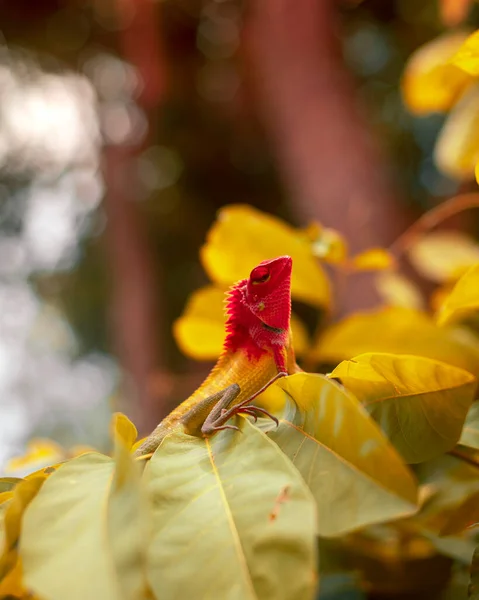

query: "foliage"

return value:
[3, 199, 479, 599]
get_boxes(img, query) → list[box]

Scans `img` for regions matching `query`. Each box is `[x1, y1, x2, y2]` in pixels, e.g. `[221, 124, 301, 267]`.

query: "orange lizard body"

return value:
[135, 255, 297, 456]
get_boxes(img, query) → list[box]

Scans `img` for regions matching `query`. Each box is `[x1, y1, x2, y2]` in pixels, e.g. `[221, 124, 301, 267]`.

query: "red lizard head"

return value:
[244, 255, 292, 331]
[223, 255, 293, 364]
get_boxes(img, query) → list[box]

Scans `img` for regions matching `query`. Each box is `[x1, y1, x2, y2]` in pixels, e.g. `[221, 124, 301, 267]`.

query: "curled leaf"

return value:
[269, 373, 418, 537]
[402, 31, 473, 115]
[330, 353, 476, 463]
[111, 412, 138, 451]
[436, 263, 479, 325]
[201, 204, 331, 308]
[434, 84, 479, 180]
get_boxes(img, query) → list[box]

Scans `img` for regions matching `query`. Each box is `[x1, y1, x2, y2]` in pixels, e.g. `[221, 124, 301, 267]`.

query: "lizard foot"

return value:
[238, 405, 279, 427]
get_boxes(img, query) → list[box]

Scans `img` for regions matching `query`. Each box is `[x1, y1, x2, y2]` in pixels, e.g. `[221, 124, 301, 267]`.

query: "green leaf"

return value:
[144, 418, 318, 600]
[268, 373, 418, 537]
[461, 403, 479, 449]
[330, 353, 476, 463]
[312, 307, 479, 374]
[21, 447, 150, 600]
[437, 263, 479, 326]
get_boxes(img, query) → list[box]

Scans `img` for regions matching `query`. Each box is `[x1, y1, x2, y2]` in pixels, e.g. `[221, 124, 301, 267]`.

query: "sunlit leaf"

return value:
[450, 29, 479, 75]
[111, 412, 138, 451]
[201, 204, 331, 308]
[460, 402, 479, 449]
[21, 444, 150, 599]
[310, 226, 348, 264]
[144, 418, 318, 600]
[5, 439, 64, 477]
[401, 31, 473, 115]
[330, 353, 476, 463]
[408, 231, 479, 283]
[375, 271, 424, 309]
[0, 476, 46, 581]
[436, 263, 479, 325]
[268, 373, 418, 537]
[349, 248, 395, 271]
[174, 284, 309, 360]
[435, 84, 479, 180]
[312, 306, 479, 374]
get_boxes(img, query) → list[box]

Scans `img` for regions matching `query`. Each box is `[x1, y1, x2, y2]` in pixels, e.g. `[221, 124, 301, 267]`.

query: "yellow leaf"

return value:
[174, 284, 309, 360]
[450, 29, 479, 75]
[408, 230, 479, 282]
[0, 491, 13, 505]
[434, 83, 479, 180]
[312, 306, 479, 374]
[0, 476, 46, 581]
[311, 227, 348, 264]
[145, 419, 318, 599]
[270, 373, 418, 536]
[350, 248, 396, 271]
[5, 439, 64, 477]
[375, 271, 424, 309]
[0, 558, 25, 597]
[201, 204, 331, 308]
[111, 412, 138, 451]
[21, 452, 151, 600]
[436, 263, 479, 325]
[402, 31, 473, 115]
[330, 353, 476, 463]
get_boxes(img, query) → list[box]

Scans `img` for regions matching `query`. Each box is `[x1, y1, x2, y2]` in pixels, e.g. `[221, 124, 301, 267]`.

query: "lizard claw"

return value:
[238, 405, 279, 428]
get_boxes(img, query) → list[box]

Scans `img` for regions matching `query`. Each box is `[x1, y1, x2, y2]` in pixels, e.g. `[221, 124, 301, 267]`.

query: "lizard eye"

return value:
[251, 266, 270, 284]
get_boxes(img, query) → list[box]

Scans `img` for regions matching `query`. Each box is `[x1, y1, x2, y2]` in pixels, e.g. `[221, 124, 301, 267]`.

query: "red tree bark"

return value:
[246, 0, 410, 310]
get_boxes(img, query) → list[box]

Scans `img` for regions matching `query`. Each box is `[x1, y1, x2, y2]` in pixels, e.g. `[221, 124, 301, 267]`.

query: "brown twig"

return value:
[389, 193, 479, 258]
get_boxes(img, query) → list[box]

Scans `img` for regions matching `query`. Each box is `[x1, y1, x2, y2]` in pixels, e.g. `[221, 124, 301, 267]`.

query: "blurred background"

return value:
[0, 0, 477, 468]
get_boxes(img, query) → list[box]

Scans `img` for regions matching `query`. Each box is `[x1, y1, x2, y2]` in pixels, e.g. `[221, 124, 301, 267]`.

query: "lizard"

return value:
[134, 255, 298, 457]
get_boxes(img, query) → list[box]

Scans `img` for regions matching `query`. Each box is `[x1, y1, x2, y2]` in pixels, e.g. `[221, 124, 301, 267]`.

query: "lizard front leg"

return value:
[201, 371, 286, 436]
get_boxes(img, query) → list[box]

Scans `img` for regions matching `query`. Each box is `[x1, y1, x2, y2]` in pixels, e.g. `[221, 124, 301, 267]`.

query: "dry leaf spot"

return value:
[269, 485, 291, 521]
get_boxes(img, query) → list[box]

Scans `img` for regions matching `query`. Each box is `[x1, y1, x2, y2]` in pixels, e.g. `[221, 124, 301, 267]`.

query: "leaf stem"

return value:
[389, 193, 479, 258]
[448, 447, 479, 470]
